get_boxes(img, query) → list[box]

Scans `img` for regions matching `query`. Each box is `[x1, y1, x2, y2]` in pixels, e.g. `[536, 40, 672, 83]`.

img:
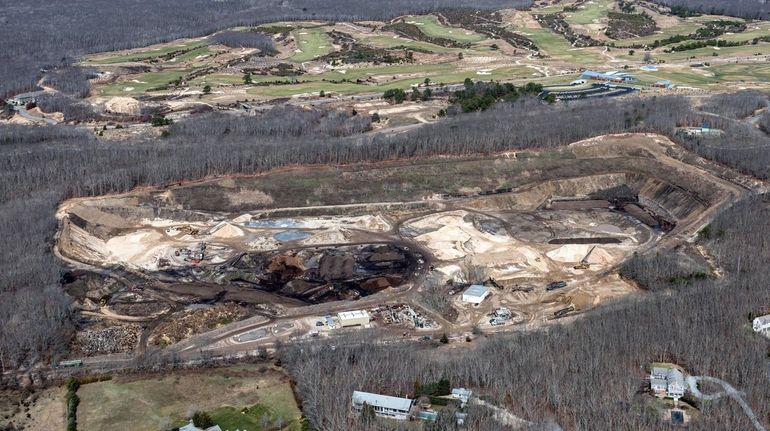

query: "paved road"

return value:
[687, 375, 767, 431]
[14, 106, 58, 125]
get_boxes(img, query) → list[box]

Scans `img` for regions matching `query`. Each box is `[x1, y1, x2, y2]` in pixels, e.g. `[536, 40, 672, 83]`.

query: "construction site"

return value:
[54, 133, 749, 359]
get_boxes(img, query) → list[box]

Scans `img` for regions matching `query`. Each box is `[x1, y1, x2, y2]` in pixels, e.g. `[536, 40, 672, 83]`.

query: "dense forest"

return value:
[650, 0, 770, 19]
[0, 0, 531, 97]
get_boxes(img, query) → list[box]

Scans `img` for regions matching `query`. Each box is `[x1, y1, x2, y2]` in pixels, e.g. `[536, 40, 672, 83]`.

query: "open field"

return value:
[290, 27, 333, 62]
[77, 366, 302, 431]
[84, 40, 208, 64]
[404, 15, 487, 43]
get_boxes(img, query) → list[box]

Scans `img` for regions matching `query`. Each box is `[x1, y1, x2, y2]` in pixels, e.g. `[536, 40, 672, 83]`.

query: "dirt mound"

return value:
[105, 97, 140, 115]
[75, 325, 140, 356]
[319, 253, 355, 280]
[267, 254, 305, 281]
[150, 303, 247, 346]
[360, 276, 392, 292]
[210, 222, 244, 238]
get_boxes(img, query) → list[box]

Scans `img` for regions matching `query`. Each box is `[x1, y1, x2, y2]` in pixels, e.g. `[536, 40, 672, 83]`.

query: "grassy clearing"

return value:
[563, 0, 613, 26]
[291, 27, 333, 62]
[78, 366, 301, 431]
[244, 63, 539, 97]
[209, 385, 302, 431]
[85, 41, 208, 64]
[403, 15, 486, 43]
[362, 35, 464, 53]
[100, 69, 202, 95]
[710, 62, 770, 84]
[525, 28, 605, 64]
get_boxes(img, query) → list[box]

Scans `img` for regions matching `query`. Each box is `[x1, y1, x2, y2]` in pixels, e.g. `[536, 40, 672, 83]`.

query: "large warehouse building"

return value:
[337, 310, 371, 327]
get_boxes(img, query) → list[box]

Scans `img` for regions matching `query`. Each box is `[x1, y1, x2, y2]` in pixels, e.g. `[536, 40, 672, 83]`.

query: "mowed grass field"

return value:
[85, 40, 208, 64]
[404, 15, 486, 43]
[563, 0, 613, 26]
[77, 366, 302, 431]
[291, 28, 333, 62]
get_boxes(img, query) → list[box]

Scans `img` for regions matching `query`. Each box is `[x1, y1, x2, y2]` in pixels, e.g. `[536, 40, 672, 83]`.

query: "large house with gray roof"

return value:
[351, 390, 414, 420]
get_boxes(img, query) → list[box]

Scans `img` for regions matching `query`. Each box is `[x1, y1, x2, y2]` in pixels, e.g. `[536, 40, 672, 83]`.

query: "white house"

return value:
[179, 421, 222, 431]
[650, 367, 686, 399]
[450, 388, 472, 407]
[337, 310, 370, 327]
[753, 315, 770, 332]
[7, 90, 46, 106]
[462, 284, 490, 304]
[352, 390, 414, 420]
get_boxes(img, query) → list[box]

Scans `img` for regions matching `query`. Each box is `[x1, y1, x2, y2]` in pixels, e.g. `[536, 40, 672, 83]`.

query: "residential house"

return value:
[352, 390, 414, 420]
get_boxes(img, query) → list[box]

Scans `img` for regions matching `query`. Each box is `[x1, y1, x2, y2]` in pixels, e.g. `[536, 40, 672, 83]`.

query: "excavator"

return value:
[573, 245, 596, 270]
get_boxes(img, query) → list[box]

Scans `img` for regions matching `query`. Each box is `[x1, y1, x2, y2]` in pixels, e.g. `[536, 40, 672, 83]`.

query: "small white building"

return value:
[351, 390, 414, 420]
[462, 284, 490, 304]
[753, 315, 770, 332]
[650, 367, 686, 399]
[337, 310, 370, 327]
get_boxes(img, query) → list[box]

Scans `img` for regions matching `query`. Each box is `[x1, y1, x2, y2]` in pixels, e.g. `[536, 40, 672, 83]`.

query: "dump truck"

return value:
[546, 281, 567, 291]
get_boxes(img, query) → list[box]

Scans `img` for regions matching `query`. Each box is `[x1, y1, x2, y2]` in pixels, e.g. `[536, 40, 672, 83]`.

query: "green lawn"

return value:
[291, 28, 333, 62]
[525, 28, 605, 64]
[244, 63, 541, 97]
[403, 15, 487, 43]
[209, 385, 302, 431]
[563, 0, 613, 26]
[78, 366, 301, 431]
[362, 35, 464, 53]
[100, 68, 203, 95]
[84, 41, 208, 64]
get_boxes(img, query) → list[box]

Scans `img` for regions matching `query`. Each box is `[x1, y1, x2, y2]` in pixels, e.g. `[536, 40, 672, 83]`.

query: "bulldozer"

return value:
[573, 245, 596, 270]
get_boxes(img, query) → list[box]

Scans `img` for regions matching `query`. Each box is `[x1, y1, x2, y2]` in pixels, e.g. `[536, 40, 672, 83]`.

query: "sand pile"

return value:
[210, 222, 244, 238]
[546, 244, 593, 263]
[105, 97, 140, 115]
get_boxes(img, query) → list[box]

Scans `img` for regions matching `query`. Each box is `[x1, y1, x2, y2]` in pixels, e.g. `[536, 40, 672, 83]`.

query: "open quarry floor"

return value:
[54, 133, 750, 364]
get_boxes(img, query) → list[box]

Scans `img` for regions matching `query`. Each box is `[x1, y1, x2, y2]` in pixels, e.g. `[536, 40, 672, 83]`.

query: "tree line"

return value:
[650, 0, 770, 20]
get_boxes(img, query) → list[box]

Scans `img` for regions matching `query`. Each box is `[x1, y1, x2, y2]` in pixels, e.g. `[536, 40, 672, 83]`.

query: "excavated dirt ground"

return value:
[54, 134, 748, 356]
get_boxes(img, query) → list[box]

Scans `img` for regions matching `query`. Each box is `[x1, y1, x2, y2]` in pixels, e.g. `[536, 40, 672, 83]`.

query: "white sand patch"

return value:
[299, 32, 308, 35]
[546, 244, 593, 263]
[123, 87, 135, 92]
[301, 229, 347, 245]
[295, 49, 303, 53]
[232, 213, 253, 223]
[130, 79, 148, 84]
[104, 230, 165, 268]
[338, 69, 347, 74]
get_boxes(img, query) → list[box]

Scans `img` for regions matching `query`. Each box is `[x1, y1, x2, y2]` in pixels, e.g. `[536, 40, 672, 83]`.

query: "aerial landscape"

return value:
[2, 0, 770, 430]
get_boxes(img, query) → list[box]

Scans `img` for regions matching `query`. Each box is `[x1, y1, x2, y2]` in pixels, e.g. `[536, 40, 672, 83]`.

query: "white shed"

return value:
[462, 285, 489, 304]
